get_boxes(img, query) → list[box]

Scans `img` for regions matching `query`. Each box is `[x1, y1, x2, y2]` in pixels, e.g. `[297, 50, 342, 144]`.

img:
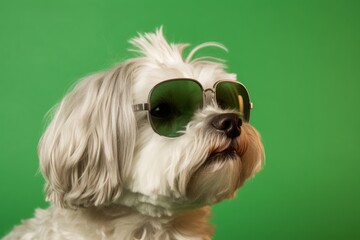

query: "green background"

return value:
[1, 0, 359, 239]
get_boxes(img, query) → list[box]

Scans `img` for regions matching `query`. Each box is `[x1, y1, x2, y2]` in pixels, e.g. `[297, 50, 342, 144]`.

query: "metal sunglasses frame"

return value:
[133, 78, 253, 137]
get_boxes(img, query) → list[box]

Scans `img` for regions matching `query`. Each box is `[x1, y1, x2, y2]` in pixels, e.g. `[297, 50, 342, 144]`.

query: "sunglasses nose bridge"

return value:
[203, 89, 215, 106]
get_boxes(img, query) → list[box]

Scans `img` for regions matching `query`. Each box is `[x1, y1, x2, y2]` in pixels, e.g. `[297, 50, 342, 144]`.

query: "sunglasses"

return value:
[133, 79, 253, 138]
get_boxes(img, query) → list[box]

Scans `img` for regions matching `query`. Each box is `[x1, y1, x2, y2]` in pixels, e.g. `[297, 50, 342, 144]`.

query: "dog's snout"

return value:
[211, 113, 242, 138]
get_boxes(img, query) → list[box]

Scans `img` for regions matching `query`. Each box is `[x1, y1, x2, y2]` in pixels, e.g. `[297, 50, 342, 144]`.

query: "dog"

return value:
[4, 28, 264, 240]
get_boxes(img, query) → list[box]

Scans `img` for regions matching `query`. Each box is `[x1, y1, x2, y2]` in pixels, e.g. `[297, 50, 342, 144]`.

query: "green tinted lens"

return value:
[149, 79, 203, 137]
[215, 81, 251, 121]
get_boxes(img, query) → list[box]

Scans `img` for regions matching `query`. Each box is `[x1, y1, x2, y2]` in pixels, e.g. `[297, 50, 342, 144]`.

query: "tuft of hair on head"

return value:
[129, 26, 229, 66]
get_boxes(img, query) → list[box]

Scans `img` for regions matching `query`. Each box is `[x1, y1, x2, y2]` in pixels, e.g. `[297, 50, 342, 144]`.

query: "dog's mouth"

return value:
[206, 140, 241, 164]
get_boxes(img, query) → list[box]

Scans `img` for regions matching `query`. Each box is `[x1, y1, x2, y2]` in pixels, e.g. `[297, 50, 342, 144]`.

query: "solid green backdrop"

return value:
[1, 0, 359, 239]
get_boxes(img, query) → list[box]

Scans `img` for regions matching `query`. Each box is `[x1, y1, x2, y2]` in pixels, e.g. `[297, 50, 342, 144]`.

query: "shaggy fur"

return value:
[4, 28, 264, 240]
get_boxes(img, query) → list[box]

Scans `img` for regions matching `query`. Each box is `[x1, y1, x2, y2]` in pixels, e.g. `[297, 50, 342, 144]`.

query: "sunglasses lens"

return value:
[149, 80, 203, 137]
[215, 81, 251, 121]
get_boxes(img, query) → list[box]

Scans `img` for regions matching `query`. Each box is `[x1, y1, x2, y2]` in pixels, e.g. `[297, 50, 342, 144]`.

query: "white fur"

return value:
[4, 28, 264, 240]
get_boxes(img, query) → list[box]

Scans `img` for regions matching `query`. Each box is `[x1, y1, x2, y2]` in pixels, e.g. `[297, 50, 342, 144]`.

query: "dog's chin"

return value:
[186, 148, 243, 204]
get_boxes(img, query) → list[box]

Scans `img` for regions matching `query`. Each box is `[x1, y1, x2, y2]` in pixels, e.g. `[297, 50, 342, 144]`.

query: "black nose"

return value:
[211, 113, 242, 138]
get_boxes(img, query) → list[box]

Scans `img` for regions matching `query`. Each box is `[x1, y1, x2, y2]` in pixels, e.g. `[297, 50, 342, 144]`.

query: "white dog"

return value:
[4, 28, 264, 240]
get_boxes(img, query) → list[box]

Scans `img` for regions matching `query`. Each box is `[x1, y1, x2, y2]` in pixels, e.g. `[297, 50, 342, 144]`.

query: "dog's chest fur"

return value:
[6, 205, 213, 240]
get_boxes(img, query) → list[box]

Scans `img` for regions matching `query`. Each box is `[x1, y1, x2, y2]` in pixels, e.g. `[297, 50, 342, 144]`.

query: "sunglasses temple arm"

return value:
[133, 103, 150, 112]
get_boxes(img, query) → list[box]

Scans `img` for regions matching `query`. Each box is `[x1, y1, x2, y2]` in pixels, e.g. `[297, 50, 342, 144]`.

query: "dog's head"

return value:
[39, 28, 264, 216]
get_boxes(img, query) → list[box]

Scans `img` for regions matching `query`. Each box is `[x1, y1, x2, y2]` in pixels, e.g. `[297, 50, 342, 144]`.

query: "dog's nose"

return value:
[211, 113, 242, 138]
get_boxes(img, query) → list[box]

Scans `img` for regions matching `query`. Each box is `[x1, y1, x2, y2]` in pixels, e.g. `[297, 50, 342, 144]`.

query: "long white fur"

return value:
[4, 28, 264, 240]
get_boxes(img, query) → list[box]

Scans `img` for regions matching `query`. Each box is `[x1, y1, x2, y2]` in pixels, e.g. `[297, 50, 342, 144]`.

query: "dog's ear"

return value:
[38, 62, 137, 208]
